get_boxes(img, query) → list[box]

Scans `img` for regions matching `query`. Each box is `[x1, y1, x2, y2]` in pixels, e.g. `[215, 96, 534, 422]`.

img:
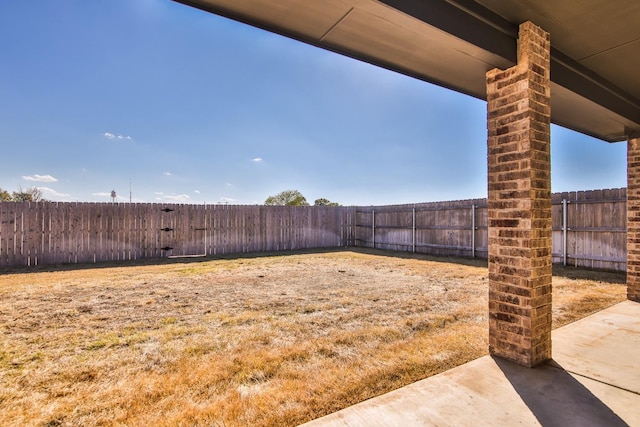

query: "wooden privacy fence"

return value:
[355, 198, 488, 258]
[0, 188, 628, 271]
[552, 188, 626, 271]
[356, 188, 627, 272]
[0, 203, 356, 267]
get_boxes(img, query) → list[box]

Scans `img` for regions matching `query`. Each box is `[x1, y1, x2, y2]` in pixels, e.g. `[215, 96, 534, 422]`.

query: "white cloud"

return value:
[163, 172, 172, 176]
[103, 132, 133, 140]
[154, 191, 164, 195]
[252, 157, 263, 163]
[39, 187, 70, 199]
[194, 190, 201, 194]
[219, 197, 235, 204]
[92, 192, 112, 197]
[23, 174, 58, 183]
[226, 182, 234, 188]
[162, 194, 191, 202]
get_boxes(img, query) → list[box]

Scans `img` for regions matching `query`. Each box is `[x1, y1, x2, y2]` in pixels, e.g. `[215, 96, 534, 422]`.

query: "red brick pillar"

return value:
[627, 137, 640, 302]
[486, 21, 552, 367]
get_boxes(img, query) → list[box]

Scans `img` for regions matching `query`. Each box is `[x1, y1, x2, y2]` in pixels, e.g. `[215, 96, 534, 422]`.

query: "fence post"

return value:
[412, 207, 416, 253]
[372, 210, 376, 249]
[562, 199, 568, 266]
[471, 204, 476, 258]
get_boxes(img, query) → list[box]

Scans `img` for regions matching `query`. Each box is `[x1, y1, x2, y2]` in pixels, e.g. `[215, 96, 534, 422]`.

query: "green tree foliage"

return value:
[314, 198, 340, 206]
[0, 187, 11, 201]
[264, 190, 309, 206]
[11, 187, 46, 202]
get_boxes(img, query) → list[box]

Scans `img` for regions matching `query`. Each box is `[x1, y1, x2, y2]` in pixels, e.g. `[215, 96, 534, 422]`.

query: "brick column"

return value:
[627, 137, 640, 302]
[486, 22, 552, 367]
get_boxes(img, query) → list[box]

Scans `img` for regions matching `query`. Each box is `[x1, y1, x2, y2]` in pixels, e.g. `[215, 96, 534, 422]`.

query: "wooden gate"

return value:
[159, 205, 208, 257]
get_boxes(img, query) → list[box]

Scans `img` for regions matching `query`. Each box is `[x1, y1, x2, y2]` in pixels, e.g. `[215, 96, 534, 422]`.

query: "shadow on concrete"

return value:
[495, 356, 628, 427]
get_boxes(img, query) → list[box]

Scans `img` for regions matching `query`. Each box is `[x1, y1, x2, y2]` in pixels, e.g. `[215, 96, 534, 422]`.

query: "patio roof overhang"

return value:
[173, 0, 640, 143]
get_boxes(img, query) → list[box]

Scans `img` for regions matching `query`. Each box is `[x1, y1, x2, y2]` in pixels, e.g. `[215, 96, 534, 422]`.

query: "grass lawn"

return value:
[0, 249, 627, 426]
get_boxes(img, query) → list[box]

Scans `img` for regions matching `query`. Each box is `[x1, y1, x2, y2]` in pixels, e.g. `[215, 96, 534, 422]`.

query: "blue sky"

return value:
[0, 0, 627, 206]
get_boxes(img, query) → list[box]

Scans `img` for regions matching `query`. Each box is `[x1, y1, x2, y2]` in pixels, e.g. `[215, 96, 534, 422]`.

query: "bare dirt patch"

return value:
[0, 249, 626, 426]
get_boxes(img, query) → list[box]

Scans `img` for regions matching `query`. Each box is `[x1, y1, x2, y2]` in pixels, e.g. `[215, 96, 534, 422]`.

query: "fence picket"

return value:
[0, 189, 629, 271]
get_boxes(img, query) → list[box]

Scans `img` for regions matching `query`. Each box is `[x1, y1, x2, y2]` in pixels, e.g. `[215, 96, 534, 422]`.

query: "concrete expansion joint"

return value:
[546, 362, 640, 396]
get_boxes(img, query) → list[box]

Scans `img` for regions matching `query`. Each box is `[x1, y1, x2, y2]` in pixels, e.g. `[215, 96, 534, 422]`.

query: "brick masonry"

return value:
[627, 137, 640, 302]
[486, 22, 552, 367]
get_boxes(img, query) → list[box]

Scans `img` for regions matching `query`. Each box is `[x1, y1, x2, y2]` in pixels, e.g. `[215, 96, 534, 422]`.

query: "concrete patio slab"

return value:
[301, 301, 640, 427]
[551, 300, 640, 394]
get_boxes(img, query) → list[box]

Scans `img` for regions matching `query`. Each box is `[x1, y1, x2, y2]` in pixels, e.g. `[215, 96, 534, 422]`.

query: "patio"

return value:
[302, 301, 640, 426]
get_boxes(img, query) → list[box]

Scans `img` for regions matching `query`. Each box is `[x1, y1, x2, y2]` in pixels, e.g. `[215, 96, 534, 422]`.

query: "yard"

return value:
[0, 249, 627, 426]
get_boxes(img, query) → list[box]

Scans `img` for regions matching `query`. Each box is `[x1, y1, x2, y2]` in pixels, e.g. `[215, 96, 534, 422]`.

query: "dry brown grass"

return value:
[0, 249, 626, 426]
